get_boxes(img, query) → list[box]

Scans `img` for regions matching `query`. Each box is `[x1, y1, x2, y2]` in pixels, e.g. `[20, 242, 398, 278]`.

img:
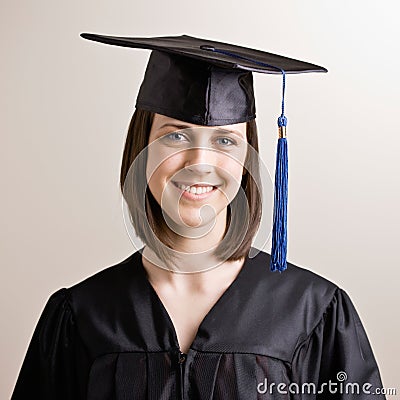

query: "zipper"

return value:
[177, 350, 187, 399]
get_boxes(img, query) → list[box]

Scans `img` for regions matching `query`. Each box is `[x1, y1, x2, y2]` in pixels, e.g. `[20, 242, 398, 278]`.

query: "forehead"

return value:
[150, 113, 247, 138]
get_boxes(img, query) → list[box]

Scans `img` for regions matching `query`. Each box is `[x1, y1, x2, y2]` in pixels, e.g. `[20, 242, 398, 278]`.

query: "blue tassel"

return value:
[198, 45, 289, 272]
[270, 116, 288, 272]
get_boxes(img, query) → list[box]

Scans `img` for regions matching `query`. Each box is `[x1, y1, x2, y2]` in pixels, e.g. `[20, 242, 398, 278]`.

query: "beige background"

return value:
[2, 0, 399, 398]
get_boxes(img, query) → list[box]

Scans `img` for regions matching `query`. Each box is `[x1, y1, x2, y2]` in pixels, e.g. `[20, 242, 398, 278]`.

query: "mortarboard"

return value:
[80, 33, 327, 272]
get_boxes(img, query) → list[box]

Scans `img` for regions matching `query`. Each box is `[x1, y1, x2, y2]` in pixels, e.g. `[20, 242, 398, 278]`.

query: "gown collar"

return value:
[136, 247, 251, 354]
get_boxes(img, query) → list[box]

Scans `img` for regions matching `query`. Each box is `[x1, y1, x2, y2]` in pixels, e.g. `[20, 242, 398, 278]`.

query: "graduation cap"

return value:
[80, 33, 327, 272]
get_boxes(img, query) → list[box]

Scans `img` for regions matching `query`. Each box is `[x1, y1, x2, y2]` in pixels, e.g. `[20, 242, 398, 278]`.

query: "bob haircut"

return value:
[120, 108, 262, 263]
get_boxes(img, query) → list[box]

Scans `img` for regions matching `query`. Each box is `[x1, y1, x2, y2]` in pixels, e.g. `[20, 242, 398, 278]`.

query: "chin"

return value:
[173, 213, 211, 228]
[162, 206, 218, 230]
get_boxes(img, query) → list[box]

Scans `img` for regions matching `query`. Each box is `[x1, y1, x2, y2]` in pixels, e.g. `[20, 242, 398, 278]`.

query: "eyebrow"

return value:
[159, 123, 190, 131]
[158, 123, 245, 139]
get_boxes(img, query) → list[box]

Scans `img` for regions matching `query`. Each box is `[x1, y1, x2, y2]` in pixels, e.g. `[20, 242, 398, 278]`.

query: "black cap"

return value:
[80, 33, 327, 126]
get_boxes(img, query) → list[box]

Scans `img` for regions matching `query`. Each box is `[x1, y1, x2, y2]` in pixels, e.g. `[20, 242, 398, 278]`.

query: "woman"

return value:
[123, 109, 255, 355]
[12, 34, 386, 399]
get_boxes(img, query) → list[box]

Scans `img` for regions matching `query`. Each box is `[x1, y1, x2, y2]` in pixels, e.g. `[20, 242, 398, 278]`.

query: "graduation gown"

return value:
[11, 248, 386, 399]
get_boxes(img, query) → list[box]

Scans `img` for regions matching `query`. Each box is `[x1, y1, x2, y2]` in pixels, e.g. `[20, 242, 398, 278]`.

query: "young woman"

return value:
[12, 34, 386, 399]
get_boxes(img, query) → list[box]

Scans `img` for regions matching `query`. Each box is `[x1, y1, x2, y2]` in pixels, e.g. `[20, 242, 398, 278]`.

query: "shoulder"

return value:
[247, 248, 344, 341]
[51, 250, 143, 314]
[43, 250, 146, 354]
[69, 250, 142, 292]
[248, 247, 340, 300]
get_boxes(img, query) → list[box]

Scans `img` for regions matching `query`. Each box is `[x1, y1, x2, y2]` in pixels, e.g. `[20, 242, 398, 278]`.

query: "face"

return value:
[146, 114, 248, 232]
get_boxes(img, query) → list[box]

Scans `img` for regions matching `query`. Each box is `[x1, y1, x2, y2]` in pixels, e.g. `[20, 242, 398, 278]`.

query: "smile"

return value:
[172, 181, 220, 199]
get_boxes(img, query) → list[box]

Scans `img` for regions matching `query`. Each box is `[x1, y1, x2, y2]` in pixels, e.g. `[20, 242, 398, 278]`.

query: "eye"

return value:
[215, 137, 237, 146]
[165, 132, 188, 142]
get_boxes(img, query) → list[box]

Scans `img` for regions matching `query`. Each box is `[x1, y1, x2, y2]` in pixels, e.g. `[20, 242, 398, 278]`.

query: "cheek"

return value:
[216, 157, 244, 202]
[215, 142, 247, 186]
[217, 156, 244, 185]
[146, 155, 185, 200]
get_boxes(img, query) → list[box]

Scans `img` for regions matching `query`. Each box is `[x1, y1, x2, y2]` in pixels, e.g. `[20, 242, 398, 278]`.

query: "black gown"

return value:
[11, 248, 386, 399]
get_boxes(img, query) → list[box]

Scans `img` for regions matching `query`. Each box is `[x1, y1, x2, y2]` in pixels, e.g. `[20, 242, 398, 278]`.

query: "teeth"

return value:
[176, 183, 215, 194]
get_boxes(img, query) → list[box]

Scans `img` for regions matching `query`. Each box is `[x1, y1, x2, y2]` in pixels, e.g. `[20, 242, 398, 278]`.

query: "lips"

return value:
[172, 181, 219, 195]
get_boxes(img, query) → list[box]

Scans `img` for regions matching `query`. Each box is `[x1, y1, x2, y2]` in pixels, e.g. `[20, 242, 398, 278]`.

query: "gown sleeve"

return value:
[291, 287, 386, 399]
[11, 288, 90, 400]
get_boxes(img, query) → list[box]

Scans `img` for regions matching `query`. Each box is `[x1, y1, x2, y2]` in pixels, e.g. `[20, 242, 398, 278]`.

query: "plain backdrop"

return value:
[2, 0, 399, 398]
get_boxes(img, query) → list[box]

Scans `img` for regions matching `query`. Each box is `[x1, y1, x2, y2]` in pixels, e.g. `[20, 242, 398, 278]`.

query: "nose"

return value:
[184, 147, 215, 175]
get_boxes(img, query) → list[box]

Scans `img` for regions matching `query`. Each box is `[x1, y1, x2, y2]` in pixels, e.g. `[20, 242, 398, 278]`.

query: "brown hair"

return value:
[120, 108, 262, 262]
